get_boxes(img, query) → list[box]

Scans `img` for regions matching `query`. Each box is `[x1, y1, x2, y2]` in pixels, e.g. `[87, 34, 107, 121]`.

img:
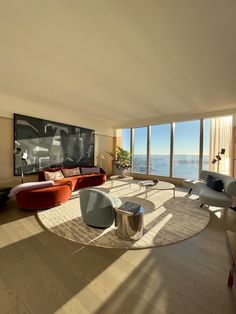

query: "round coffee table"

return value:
[110, 175, 133, 188]
[139, 180, 175, 197]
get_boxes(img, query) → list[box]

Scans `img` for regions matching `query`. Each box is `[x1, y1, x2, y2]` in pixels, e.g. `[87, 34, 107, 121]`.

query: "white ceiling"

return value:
[0, 0, 236, 128]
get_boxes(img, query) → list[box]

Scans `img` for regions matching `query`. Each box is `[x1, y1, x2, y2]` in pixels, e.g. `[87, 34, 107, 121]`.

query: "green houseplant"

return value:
[108, 146, 132, 175]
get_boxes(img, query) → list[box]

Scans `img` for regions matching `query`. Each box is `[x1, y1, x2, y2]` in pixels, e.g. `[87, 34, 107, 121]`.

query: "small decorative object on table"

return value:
[139, 180, 157, 188]
[116, 201, 141, 215]
[115, 202, 144, 241]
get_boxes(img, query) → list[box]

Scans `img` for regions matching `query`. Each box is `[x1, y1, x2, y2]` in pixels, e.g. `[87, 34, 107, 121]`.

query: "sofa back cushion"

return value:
[206, 174, 224, 192]
[80, 167, 100, 175]
[9, 181, 54, 198]
[62, 167, 81, 177]
[44, 170, 64, 181]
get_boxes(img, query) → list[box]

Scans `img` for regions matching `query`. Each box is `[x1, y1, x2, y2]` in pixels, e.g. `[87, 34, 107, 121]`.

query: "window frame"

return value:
[149, 123, 172, 177]
[132, 126, 148, 174]
[121, 115, 232, 179]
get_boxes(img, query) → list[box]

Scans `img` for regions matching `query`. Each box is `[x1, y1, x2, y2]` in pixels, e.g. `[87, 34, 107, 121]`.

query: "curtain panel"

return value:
[210, 116, 233, 175]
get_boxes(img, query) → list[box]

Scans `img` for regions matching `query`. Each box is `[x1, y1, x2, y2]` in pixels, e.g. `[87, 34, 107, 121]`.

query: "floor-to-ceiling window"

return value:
[121, 128, 131, 153]
[133, 127, 147, 174]
[120, 114, 233, 179]
[150, 124, 171, 176]
[173, 120, 200, 179]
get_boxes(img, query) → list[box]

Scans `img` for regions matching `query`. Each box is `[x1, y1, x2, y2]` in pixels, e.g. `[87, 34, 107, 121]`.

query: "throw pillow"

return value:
[44, 170, 64, 181]
[62, 167, 81, 177]
[8, 181, 54, 198]
[206, 174, 224, 192]
[80, 167, 100, 175]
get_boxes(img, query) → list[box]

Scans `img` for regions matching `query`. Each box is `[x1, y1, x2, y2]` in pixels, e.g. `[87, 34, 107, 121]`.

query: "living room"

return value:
[0, 1, 236, 313]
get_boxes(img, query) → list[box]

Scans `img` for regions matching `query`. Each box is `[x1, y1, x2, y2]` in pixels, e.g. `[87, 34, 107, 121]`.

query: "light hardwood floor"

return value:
[0, 189, 236, 314]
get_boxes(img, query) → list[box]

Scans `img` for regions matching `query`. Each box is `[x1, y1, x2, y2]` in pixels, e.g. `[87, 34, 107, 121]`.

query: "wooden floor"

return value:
[0, 190, 236, 314]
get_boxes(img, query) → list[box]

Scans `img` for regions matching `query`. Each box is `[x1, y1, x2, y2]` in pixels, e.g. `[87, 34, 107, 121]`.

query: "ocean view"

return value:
[133, 154, 209, 179]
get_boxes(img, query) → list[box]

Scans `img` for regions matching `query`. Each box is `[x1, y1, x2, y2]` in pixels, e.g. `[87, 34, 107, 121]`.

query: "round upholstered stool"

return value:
[16, 182, 72, 210]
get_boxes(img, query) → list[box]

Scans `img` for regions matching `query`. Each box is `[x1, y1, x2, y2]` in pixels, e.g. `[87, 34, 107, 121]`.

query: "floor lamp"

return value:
[211, 148, 225, 173]
[14, 148, 31, 183]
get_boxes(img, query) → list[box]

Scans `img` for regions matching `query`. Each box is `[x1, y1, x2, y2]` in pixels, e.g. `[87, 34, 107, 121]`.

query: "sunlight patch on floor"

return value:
[214, 211, 222, 219]
[144, 206, 167, 224]
[207, 206, 223, 219]
[142, 213, 173, 241]
[63, 249, 167, 313]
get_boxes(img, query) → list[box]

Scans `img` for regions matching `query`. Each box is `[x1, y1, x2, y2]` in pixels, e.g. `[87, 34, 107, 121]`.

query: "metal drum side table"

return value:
[115, 202, 144, 241]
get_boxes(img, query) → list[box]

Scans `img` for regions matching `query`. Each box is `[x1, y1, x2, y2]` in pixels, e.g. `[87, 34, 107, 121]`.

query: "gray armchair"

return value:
[183, 170, 236, 208]
[79, 188, 122, 228]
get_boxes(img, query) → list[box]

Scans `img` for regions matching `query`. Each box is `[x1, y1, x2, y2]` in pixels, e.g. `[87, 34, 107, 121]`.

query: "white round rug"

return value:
[37, 181, 210, 249]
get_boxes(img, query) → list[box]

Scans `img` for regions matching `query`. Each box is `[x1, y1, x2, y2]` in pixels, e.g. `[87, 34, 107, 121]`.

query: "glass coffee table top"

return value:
[139, 180, 175, 197]
[110, 175, 133, 187]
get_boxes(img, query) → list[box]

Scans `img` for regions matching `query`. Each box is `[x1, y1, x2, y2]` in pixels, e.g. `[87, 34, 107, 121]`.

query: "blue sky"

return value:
[122, 119, 210, 155]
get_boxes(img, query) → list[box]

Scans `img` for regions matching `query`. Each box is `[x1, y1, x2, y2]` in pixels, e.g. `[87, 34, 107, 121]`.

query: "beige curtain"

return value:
[116, 129, 122, 147]
[209, 115, 233, 175]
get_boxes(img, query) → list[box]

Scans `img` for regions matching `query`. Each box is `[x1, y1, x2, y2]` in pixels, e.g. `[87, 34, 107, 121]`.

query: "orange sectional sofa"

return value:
[15, 166, 106, 210]
[15, 181, 72, 210]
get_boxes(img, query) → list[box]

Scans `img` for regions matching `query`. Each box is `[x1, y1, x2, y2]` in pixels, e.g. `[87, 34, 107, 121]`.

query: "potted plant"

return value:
[107, 146, 132, 176]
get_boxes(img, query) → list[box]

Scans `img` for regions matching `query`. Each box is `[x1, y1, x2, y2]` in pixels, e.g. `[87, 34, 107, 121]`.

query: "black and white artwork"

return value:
[14, 113, 95, 176]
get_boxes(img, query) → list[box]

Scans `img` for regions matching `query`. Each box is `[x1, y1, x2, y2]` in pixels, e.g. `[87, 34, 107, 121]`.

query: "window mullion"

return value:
[147, 126, 150, 175]
[131, 128, 134, 172]
[199, 119, 203, 178]
[170, 122, 174, 177]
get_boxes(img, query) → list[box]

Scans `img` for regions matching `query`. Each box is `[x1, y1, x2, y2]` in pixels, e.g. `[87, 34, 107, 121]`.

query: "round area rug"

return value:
[37, 182, 210, 249]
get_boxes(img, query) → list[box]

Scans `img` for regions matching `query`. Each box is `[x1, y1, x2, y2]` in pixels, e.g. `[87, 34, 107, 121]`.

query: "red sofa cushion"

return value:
[16, 182, 72, 210]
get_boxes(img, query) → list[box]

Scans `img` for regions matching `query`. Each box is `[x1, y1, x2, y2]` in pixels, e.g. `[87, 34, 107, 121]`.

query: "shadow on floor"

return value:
[0, 198, 35, 225]
[0, 225, 126, 314]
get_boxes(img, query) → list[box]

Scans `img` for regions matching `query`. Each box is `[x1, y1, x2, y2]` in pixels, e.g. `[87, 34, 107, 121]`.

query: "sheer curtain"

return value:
[209, 115, 233, 175]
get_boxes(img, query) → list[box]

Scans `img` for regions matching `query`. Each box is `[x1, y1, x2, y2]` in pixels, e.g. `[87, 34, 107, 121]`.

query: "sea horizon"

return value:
[132, 154, 209, 179]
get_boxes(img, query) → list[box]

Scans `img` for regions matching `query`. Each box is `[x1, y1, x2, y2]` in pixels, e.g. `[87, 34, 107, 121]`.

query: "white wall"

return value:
[0, 92, 114, 136]
[0, 92, 115, 186]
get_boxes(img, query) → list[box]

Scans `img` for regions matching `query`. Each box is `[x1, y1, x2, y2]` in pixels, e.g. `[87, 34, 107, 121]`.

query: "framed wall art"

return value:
[14, 113, 95, 176]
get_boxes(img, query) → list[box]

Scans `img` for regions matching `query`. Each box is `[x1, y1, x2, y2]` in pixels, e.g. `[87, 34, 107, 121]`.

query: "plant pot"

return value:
[112, 161, 126, 176]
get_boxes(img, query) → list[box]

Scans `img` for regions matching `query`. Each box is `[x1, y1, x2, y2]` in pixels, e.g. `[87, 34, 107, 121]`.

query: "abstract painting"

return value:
[14, 113, 95, 176]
